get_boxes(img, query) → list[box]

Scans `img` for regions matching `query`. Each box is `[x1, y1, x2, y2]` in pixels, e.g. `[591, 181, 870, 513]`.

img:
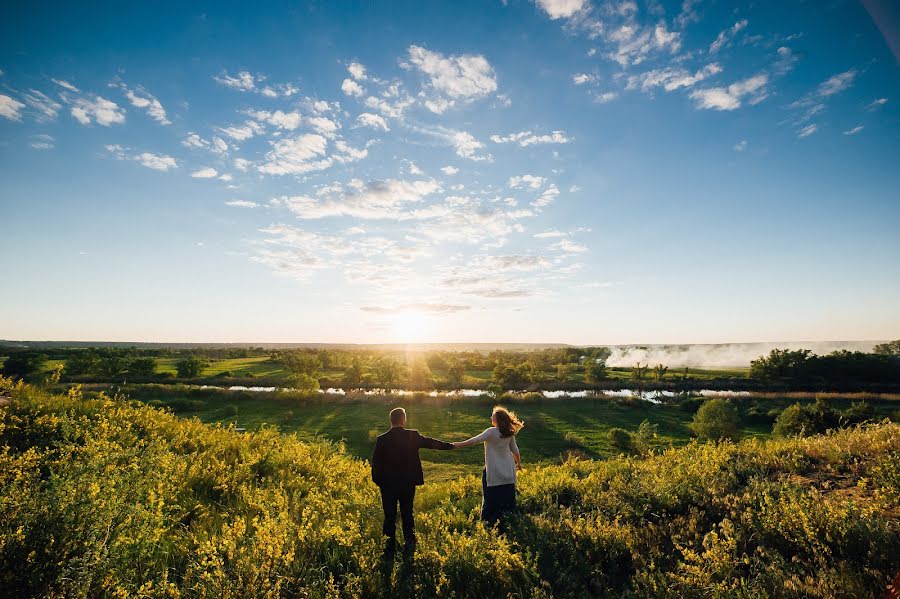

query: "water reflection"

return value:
[193, 384, 747, 403]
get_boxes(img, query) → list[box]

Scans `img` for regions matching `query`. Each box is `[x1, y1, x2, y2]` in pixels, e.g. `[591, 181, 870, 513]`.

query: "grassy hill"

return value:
[1, 378, 898, 598]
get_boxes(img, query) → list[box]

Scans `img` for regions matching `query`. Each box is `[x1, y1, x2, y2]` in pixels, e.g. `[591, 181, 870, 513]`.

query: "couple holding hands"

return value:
[370, 405, 524, 551]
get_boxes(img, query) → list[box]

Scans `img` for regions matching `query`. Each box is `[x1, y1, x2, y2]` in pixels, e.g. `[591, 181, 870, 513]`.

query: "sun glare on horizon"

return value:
[384, 312, 434, 344]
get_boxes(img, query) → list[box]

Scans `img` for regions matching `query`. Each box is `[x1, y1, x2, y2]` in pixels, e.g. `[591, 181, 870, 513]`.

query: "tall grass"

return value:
[1, 377, 898, 598]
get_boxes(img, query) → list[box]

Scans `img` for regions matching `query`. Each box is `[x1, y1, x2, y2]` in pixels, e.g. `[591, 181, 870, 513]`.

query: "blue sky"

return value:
[1, 0, 898, 344]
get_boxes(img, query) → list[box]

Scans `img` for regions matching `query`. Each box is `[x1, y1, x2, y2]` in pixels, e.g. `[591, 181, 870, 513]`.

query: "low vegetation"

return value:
[2, 378, 898, 597]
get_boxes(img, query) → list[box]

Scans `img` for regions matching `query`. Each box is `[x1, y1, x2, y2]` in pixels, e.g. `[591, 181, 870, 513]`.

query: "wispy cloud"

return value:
[490, 130, 572, 146]
[0, 93, 25, 121]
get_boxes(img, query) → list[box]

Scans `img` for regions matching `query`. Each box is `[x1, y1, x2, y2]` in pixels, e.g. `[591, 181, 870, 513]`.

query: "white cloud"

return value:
[23, 90, 62, 121]
[451, 131, 491, 161]
[550, 238, 587, 253]
[135, 152, 177, 171]
[0, 94, 25, 121]
[257, 133, 329, 175]
[119, 84, 170, 125]
[247, 110, 303, 130]
[627, 63, 722, 92]
[797, 124, 817, 138]
[508, 174, 546, 189]
[441, 165, 459, 175]
[215, 70, 297, 97]
[226, 200, 259, 208]
[219, 120, 264, 141]
[843, 125, 863, 136]
[277, 179, 441, 220]
[709, 19, 748, 54]
[405, 45, 497, 112]
[532, 184, 560, 208]
[342, 78, 364, 97]
[573, 73, 597, 85]
[607, 22, 682, 67]
[534, 230, 567, 238]
[689, 73, 768, 111]
[191, 167, 219, 178]
[535, 0, 586, 20]
[306, 115, 340, 136]
[52, 78, 79, 92]
[214, 70, 256, 91]
[866, 97, 888, 110]
[595, 91, 618, 103]
[364, 94, 414, 119]
[773, 46, 799, 75]
[490, 130, 572, 146]
[29, 134, 55, 150]
[817, 69, 857, 97]
[357, 112, 389, 131]
[347, 62, 367, 80]
[733, 140, 747, 152]
[70, 95, 126, 125]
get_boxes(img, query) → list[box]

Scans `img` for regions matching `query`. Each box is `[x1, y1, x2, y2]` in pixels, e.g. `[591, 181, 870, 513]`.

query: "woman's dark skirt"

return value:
[481, 469, 516, 527]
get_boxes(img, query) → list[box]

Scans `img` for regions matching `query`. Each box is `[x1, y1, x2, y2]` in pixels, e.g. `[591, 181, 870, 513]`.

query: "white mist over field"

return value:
[605, 341, 883, 369]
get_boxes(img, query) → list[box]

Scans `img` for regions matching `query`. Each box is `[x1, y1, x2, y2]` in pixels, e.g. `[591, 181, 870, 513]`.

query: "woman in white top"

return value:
[452, 406, 524, 526]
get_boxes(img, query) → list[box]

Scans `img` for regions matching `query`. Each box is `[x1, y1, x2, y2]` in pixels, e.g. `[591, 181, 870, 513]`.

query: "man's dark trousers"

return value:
[380, 484, 416, 540]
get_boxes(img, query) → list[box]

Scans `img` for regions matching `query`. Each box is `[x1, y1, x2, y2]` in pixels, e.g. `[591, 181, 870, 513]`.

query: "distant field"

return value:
[124, 388, 898, 482]
[1, 354, 750, 386]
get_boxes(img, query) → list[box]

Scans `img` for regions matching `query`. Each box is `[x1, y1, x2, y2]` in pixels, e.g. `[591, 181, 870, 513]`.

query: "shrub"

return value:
[608, 428, 633, 452]
[1, 351, 46, 382]
[690, 398, 741, 441]
[175, 356, 207, 378]
[222, 404, 239, 417]
[564, 431, 587, 448]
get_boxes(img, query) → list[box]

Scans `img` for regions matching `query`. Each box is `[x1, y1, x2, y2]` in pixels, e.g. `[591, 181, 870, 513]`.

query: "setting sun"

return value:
[385, 312, 433, 344]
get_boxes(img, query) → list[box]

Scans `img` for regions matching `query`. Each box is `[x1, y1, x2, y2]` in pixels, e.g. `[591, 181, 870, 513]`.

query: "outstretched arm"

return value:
[417, 432, 454, 450]
[452, 428, 492, 449]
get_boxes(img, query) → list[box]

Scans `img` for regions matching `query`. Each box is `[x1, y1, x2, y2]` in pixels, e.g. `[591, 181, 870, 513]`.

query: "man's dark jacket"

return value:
[371, 427, 453, 487]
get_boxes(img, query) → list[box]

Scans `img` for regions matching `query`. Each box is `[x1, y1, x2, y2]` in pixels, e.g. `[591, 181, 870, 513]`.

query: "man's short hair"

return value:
[390, 407, 406, 426]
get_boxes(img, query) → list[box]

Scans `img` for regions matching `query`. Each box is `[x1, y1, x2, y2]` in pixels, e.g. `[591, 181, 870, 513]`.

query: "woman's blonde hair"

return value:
[492, 406, 524, 438]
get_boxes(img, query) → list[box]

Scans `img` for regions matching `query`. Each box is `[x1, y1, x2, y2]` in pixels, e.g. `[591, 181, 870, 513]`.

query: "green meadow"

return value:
[123, 386, 899, 482]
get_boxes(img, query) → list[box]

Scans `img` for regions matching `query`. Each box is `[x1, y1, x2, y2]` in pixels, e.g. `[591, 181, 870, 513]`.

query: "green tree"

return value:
[63, 351, 99, 377]
[127, 357, 157, 377]
[342, 357, 365, 390]
[555, 362, 576, 382]
[690, 398, 741, 441]
[407, 360, 434, 391]
[491, 363, 532, 390]
[631, 362, 648, 382]
[176, 356, 208, 378]
[873, 340, 900, 356]
[1, 351, 46, 381]
[749, 349, 813, 379]
[97, 352, 129, 379]
[446, 358, 465, 389]
[653, 364, 668, 381]
[290, 374, 320, 393]
[280, 351, 323, 380]
[372, 357, 405, 392]
[584, 359, 607, 384]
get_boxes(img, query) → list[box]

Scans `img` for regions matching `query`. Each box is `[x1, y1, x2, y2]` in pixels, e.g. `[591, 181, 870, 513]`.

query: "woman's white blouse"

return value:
[463, 427, 519, 487]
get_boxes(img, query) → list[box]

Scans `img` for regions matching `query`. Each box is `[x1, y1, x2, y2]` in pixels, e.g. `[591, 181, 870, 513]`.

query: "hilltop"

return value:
[1, 379, 898, 597]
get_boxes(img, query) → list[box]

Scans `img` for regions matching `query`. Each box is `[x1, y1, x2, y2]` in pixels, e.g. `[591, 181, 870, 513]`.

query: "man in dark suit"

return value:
[371, 407, 454, 551]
